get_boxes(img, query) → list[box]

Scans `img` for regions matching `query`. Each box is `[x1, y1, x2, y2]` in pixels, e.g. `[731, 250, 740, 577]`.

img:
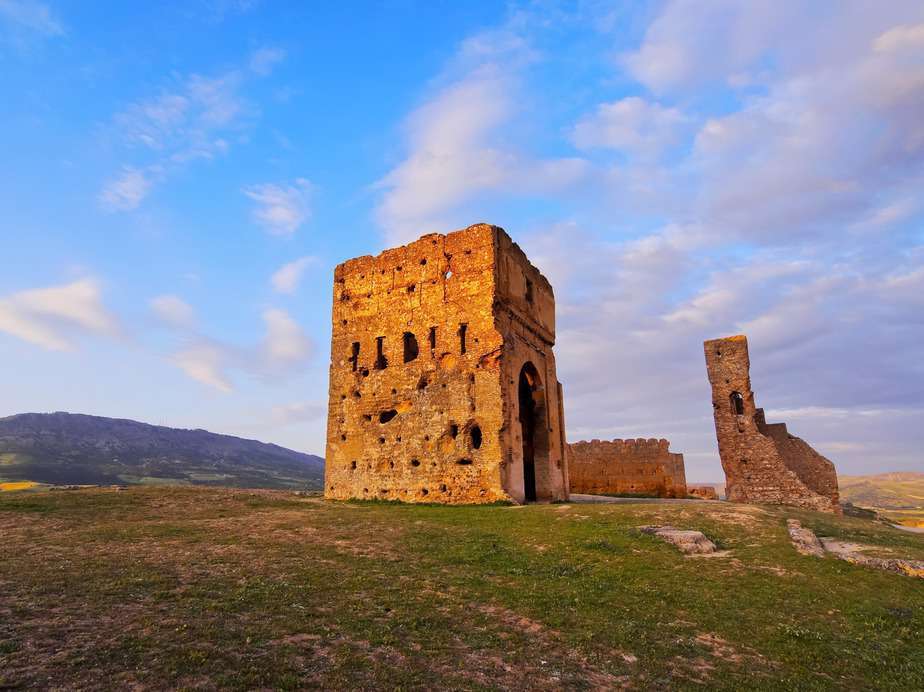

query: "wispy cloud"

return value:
[172, 342, 233, 393]
[260, 308, 312, 369]
[98, 166, 156, 212]
[150, 294, 196, 329]
[571, 96, 689, 160]
[100, 49, 285, 212]
[270, 256, 316, 294]
[271, 400, 325, 424]
[0, 278, 118, 351]
[0, 0, 63, 37]
[249, 46, 286, 76]
[243, 178, 313, 236]
[374, 23, 587, 246]
[151, 296, 312, 392]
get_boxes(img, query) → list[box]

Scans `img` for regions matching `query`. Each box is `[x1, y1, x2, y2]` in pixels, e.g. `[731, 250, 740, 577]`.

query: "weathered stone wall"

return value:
[688, 485, 718, 500]
[567, 439, 688, 498]
[324, 223, 568, 504]
[704, 335, 840, 513]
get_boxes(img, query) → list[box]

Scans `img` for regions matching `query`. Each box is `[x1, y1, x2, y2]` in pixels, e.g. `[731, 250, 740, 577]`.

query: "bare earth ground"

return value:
[1, 487, 923, 690]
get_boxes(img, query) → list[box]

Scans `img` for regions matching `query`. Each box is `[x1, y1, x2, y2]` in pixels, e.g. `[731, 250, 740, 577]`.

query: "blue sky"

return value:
[1, 0, 923, 481]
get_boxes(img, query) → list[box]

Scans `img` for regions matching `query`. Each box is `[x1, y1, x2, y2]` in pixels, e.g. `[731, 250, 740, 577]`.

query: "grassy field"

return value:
[1, 488, 922, 690]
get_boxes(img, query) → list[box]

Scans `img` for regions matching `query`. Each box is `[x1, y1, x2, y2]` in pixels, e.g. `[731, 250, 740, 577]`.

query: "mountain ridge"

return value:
[0, 411, 324, 490]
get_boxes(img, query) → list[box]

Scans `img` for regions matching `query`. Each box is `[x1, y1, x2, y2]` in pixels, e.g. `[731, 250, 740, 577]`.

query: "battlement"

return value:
[572, 438, 672, 454]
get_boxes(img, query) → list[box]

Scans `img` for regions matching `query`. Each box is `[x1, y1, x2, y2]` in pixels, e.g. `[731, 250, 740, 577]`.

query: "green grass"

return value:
[0, 487, 922, 689]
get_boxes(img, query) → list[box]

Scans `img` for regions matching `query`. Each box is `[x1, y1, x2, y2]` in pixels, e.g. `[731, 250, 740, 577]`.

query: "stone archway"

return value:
[518, 362, 549, 502]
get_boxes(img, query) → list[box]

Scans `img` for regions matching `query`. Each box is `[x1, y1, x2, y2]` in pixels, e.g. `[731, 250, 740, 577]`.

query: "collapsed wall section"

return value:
[567, 438, 688, 498]
[704, 334, 840, 513]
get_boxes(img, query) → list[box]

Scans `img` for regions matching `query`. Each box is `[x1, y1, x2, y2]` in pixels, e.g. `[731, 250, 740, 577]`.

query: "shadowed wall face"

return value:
[704, 335, 840, 514]
[567, 438, 687, 498]
[324, 224, 568, 504]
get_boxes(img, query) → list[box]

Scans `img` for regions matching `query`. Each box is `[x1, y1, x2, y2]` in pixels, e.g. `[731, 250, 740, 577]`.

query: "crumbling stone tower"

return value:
[704, 335, 840, 513]
[324, 223, 569, 504]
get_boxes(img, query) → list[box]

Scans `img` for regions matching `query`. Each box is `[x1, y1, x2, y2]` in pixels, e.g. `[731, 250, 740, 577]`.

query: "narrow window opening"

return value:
[350, 460, 357, 470]
[730, 391, 745, 416]
[470, 425, 482, 449]
[449, 423, 459, 439]
[407, 284, 415, 293]
[403, 332, 419, 363]
[417, 374, 429, 390]
[428, 326, 437, 351]
[458, 323, 468, 354]
[374, 336, 388, 370]
[525, 278, 534, 304]
[350, 342, 360, 372]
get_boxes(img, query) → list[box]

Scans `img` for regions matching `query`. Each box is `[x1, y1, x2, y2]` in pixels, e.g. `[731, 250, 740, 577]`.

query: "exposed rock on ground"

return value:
[640, 525, 718, 554]
[787, 518, 924, 578]
[820, 539, 924, 579]
[786, 519, 825, 557]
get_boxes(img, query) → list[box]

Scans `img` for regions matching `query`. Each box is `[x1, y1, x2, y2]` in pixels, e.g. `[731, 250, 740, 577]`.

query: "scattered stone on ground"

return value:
[786, 519, 825, 557]
[820, 538, 924, 579]
[786, 518, 924, 578]
[639, 525, 718, 554]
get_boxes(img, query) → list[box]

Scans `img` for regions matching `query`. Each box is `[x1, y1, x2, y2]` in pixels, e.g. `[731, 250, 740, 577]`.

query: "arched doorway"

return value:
[518, 362, 548, 502]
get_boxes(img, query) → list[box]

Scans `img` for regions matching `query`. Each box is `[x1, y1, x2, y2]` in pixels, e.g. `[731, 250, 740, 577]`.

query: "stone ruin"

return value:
[568, 439, 688, 498]
[704, 335, 840, 513]
[687, 485, 719, 500]
[324, 223, 569, 504]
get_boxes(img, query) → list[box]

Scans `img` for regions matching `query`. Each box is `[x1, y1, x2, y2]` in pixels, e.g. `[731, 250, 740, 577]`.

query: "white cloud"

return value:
[271, 400, 325, 424]
[0, 278, 118, 351]
[261, 308, 311, 367]
[571, 97, 688, 158]
[243, 178, 313, 236]
[157, 305, 313, 392]
[874, 22, 924, 53]
[173, 342, 233, 394]
[249, 46, 286, 75]
[150, 294, 196, 328]
[0, 0, 63, 37]
[98, 166, 154, 212]
[270, 256, 316, 294]
[100, 54, 280, 212]
[374, 26, 587, 246]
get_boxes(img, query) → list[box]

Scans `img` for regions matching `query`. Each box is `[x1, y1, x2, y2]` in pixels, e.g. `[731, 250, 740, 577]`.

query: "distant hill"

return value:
[0, 412, 324, 490]
[839, 472, 924, 528]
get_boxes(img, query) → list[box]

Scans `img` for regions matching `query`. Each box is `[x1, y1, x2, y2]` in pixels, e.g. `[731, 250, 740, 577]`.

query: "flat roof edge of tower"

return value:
[333, 224, 553, 293]
[704, 334, 748, 347]
[333, 223, 501, 273]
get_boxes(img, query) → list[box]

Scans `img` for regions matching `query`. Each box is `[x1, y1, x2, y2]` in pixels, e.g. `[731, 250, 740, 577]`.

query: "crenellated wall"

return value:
[567, 438, 688, 498]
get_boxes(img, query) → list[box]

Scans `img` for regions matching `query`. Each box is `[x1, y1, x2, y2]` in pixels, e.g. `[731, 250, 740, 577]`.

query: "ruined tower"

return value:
[324, 223, 569, 504]
[704, 335, 840, 513]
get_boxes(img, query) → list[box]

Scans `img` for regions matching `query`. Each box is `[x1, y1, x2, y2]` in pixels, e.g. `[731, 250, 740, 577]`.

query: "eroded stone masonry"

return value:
[324, 223, 569, 504]
[704, 335, 840, 514]
[568, 439, 687, 498]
